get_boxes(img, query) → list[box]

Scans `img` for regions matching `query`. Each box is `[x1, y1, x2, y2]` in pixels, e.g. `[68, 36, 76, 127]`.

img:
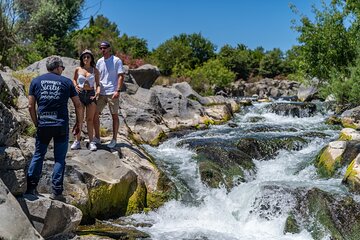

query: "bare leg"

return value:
[94, 110, 100, 139]
[111, 114, 119, 140]
[76, 104, 84, 141]
[86, 103, 96, 142]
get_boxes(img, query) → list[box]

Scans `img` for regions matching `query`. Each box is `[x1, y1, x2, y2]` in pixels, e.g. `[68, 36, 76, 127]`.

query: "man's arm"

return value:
[28, 95, 37, 127]
[71, 96, 82, 127]
[112, 73, 124, 99]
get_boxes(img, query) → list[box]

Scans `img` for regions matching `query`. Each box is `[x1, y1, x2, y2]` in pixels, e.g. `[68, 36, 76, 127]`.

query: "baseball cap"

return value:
[99, 41, 111, 48]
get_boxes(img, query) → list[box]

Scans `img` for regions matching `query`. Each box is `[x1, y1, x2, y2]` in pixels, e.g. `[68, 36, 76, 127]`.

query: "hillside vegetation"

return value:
[0, 0, 359, 106]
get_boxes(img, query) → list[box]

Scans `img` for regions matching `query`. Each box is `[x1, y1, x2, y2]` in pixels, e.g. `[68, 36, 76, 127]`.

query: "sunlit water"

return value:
[124, 101, 343, 240]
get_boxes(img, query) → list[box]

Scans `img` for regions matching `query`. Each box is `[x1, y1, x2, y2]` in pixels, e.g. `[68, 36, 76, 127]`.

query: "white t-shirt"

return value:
[96, 55, 124, 95]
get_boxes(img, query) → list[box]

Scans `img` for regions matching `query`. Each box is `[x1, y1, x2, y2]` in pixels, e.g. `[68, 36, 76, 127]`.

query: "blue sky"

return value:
[81, 0, 329, 52]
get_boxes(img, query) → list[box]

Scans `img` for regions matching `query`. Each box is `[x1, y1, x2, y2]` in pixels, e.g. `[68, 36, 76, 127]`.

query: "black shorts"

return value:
[79, 89, 96, 106]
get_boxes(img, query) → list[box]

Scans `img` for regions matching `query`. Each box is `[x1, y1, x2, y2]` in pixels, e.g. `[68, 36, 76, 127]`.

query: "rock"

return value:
[18, 195, 82, 239]
[0, 179, 42, 240]
[265, 102, 317, 117]
[121, 88, 167, 145]
[37, 150, 138, 223]
[76, 219, 150, 239]
[196, 145, 256, 189]
[128, 64, 160, 89]
[204, 104, 233, 124]
[19, 56, 79, 80]
[339, 128, 360, 141]
[226, 79, 299, 98]
[236, 136, 308, 160]
[343, 153, 360, 193]
[288, 188, 360, 240]
[315, 141, 347, 178]
[0, 102, 21, 146]
[341, 106, 360, 129]
[297, 84, 318, 102]
[0, 147, 27, 195]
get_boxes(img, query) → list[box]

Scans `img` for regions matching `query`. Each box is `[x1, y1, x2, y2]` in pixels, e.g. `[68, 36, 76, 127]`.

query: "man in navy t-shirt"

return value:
[26, 56, 82, 202]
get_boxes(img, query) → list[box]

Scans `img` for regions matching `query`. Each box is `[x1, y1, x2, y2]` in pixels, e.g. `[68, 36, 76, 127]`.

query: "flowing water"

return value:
[125, 101, 346, 240]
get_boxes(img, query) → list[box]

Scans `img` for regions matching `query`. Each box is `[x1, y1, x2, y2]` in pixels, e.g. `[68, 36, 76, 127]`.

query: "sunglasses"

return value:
[82, 55, 91, 59]
[59, 66, 65, 70]
[99, 46, 109, 50]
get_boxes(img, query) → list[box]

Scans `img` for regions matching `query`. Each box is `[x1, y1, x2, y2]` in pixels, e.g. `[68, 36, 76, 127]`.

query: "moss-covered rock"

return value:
[315, 141, 346, 178]
[284, 213, 300, 234]
[339, 128, 360, 141]
[315, 140, 360, 179]
[194, 144, 256, 189]
[73, 172, 137, 224]
[236, 136, 308, 160]
[325, 115, 342, 125]
[343, 154, 360, 193]
[291, 188, 360, 240]
[76, 220, 150, 240]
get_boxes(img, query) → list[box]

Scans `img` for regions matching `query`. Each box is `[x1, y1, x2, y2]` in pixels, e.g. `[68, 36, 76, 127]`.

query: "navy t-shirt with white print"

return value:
[29, 73, 78, 127]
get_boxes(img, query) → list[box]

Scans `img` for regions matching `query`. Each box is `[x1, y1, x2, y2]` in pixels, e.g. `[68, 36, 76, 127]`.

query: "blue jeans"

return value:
[27, 126, 69, 195]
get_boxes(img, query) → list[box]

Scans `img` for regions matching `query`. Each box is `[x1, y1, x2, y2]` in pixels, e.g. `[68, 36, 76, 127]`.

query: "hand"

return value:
[72, 123, 80, 136]
[112, 91, 120, 99]
[75, 85, 81, 93]
[90, 92, 100, 100]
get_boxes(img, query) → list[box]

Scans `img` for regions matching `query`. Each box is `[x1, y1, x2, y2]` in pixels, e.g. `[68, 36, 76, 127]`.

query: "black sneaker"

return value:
[24, 188, 40, 200]
[49, 193, 66, 203]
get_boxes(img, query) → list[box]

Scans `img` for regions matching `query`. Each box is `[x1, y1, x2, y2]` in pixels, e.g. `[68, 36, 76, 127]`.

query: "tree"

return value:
[0, 0, 18, 67]
[15, 0, 85, 40]
[117, 33, 148, 59]
[151, 33, 216, 75]
[292, 1, 356, 82]
[218, 44, 250, 80]
[259, 48, 285, 78]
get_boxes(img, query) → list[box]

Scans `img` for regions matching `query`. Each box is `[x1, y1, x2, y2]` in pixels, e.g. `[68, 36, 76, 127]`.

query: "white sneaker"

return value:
[107, 139, 117, 148]
[71, 140, 81, 150]
[93, 137, 101, 144]
[89, 142, 97, 151]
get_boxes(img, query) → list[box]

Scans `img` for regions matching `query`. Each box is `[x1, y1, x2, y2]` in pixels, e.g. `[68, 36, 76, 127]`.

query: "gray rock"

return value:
[128, 64, 160, 89]
[0, 179, 43, 240]
[297, 84, 318, 102]
[19, 56, 79, 80]
[18, 196, 82, 239]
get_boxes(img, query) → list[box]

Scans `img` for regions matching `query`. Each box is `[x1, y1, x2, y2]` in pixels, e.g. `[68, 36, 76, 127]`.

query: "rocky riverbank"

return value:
[1, 56, 360, 239]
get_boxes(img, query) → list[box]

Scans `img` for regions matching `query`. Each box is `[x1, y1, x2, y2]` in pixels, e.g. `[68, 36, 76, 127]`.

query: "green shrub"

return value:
[188, 59, 236, 95]
[320, 57, 360, 106]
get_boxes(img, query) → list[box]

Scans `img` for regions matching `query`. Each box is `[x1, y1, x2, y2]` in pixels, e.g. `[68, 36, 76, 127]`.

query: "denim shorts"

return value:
[79, 89, 96, 106]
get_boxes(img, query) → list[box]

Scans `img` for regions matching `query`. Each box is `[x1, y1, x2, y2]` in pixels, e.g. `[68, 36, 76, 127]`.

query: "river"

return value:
[124, 101, 345, 240]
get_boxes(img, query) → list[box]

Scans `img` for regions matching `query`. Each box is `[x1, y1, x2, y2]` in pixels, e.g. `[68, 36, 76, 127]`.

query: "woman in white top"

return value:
[71, 49, 100, 151]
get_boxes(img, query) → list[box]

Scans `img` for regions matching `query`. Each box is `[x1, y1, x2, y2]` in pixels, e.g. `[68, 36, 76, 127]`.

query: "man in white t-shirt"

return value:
[93, 41, 124, 148]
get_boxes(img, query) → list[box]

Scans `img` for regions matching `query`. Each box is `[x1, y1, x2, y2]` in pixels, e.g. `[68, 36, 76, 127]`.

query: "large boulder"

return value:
[285, 188, 360, 240]
[315, 141, 347, 178]
[19, 56, 79, 80]
[36, 140, 175, 224]
[18, 196, 82, 239]
[236, 136, 308, 160]
[121, 88, 167, 145]
[0, 179, 42, 240]
[128, 64, 160, 89]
